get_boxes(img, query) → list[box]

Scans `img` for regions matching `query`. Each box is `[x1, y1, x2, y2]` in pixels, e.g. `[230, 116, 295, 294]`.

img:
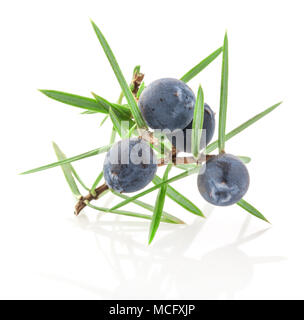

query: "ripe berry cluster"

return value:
[22, 20, 280, 243]
[104, 78, 249, 207]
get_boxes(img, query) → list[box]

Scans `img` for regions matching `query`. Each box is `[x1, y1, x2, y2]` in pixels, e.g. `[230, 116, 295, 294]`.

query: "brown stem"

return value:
[157, 154, 213, 167]
[131, 72, 144, 99]
[138, 129, 159, 146]
[130, 72, 162, 147]
[74, 183, 109, 216]
[75, 154, 213, 215]
[171, 145, 177, 163]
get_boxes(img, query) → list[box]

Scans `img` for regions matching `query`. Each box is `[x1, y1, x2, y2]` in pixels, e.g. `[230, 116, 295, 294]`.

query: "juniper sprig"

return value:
[21, 20, 281, 243]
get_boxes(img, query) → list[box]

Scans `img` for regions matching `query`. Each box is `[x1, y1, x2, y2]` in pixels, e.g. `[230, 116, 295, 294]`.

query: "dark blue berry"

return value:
[197, 154, 250, 206]
[138, 78, 195, 131]
[168, 103, 215, 153]
[103, 138, 157, 193]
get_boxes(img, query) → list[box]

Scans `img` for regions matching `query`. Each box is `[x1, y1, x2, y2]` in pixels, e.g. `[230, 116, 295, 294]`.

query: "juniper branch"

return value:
[74, 183, 109, 216]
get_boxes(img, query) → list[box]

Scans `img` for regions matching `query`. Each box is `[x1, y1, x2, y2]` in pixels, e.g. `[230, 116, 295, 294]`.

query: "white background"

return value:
[1, 0, 303, 299]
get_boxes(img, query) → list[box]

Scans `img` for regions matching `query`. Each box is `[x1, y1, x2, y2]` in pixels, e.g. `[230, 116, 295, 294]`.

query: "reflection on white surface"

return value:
[42, 209, 286, 300]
